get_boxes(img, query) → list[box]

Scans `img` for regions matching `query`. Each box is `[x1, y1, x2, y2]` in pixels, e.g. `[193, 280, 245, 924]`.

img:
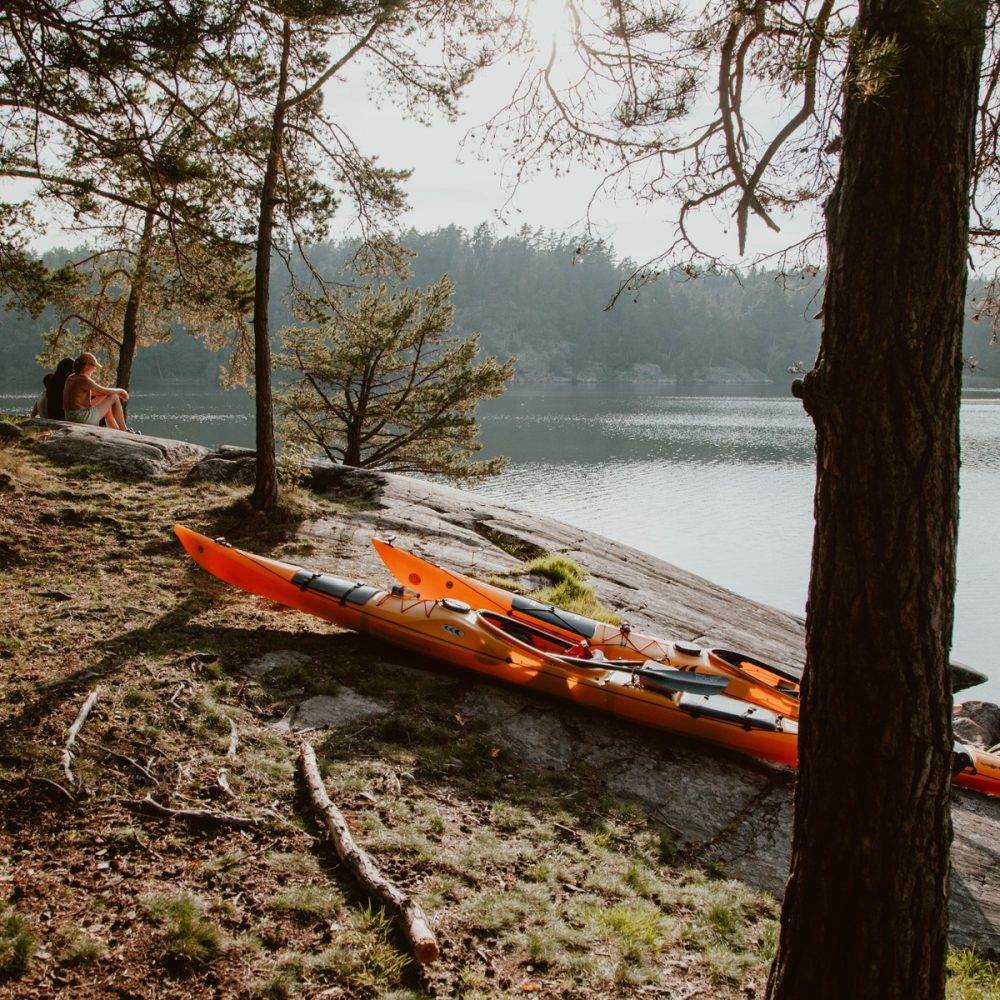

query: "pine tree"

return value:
[277, 277, 513, 480]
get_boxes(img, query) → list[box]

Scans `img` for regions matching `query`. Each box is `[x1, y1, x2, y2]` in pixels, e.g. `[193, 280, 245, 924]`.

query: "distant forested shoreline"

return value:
[3, 224, 998, 388]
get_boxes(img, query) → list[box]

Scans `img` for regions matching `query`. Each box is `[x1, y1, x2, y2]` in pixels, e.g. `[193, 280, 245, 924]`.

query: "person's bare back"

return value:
[63, 372, 98, 412]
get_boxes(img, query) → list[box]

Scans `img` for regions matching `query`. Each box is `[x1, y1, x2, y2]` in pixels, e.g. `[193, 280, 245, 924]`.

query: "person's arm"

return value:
[82, 375, 128, 402]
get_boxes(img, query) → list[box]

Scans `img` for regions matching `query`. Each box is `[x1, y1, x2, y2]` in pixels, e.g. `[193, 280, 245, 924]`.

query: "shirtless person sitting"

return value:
[62, 352, 130, 431]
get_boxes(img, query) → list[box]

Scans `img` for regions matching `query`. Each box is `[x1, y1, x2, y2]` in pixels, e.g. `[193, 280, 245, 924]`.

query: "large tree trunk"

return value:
[116, 204, 157, 394]
[766, 4, 985, 999]
[249, 19, 291, 512]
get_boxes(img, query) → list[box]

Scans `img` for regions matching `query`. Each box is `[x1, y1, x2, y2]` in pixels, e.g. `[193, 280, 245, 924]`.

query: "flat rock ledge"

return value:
[25, 418, 208, 478]
[16, 421, 1000, 950]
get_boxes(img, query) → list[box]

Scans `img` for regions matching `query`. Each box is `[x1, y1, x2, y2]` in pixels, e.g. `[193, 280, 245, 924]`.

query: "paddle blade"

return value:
[640, 669, 730, 698]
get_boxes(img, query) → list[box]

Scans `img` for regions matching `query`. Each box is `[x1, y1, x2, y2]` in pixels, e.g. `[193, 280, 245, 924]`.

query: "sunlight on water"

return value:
[3, 386, 256, 447]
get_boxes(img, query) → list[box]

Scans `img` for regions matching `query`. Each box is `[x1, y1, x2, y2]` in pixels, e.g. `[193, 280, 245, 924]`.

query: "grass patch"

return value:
[948, 947, 1000, 1000]
[0, 908, 35, 981]
[308, 903, 411, 994]
[55, 926, 106, 966]
[253, 965, 301, 1000]
[269, 885, 343, 922]
[143, 892, 224, 965]
[523, 554, 620, 624]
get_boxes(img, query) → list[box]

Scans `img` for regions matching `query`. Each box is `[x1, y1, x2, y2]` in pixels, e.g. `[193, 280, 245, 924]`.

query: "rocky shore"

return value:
[10, 416, 1000, 952]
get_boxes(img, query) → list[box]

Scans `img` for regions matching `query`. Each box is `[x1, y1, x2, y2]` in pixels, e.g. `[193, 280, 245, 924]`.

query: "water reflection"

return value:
[473, 386, 1000, 703]
[478, 391, 816, 467]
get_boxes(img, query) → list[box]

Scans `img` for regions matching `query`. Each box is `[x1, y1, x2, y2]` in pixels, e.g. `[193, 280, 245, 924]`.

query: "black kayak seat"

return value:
[292, 570, 379, 606]
[510, 595, 599, 638]
[952, 740, 976, 776]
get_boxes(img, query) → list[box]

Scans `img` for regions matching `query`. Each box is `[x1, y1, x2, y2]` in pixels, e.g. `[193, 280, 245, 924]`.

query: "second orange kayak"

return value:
[371, 537, 801, 718]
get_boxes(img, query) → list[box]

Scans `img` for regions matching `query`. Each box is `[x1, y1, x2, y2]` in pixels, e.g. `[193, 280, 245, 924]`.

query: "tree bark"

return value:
[116, 203, 157, 394]
[249, 18, 291, 512]
[767, 4, 986, 999]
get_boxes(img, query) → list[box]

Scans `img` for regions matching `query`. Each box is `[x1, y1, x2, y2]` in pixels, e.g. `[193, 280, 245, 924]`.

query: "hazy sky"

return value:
[22, 2, 816, 266]
[335, 37, 817, 270]
[337, 61, 671, 265]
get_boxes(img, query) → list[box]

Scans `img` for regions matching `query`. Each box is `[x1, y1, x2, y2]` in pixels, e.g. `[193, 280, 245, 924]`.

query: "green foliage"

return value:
[37, 239, 253, 387]
[0, 2, 256, 388]
[0, 908, 35, 981]
[847, 29, 903, 99]
[277, 277, 514, 482]
[0, 207, 84, 319]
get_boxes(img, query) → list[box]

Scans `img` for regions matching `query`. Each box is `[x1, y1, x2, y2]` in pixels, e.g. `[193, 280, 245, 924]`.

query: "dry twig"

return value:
[78, 736, 159, 785]
[217, 768, 236, 799]
[168, 681, 190, 705]
[119, 793, 267, 829]
[299, 741, 439, 963]
[62, 686, 100, 787]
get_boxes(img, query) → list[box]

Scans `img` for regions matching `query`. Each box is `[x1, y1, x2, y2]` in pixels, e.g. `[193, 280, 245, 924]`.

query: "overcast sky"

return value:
[23, 3, 816, 267]
[329, 0, 824, 268]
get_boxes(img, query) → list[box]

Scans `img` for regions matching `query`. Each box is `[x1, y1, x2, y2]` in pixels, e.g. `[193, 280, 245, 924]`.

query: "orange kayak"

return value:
[371, 538, 801, 718]
[174, 526, 1000, 796]
[174, 525, 799, 767]
[952, 744, 1000, 797]
[369, 538, 1000, 798]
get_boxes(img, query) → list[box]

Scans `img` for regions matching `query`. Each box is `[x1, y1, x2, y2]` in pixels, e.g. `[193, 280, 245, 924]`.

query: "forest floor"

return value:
[0, 432, 998, 1000]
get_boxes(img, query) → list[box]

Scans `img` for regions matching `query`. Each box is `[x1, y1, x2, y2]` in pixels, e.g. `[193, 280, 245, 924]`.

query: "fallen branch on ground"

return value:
[299, 741, 439, 964]
[62, 687, 100, 787]
[168, 681, 191, 706]
[78, 736, 159, 785]
[119, 794, 267, 829]
[217, 768, 236, 799]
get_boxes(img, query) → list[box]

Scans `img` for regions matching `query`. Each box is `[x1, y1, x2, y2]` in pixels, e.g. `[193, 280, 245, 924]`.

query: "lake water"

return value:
[5, 382, 999, 702]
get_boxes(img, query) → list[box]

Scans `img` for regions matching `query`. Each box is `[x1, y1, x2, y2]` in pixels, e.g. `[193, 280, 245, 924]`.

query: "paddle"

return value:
[640, 668, 730, 698]
[555, 655, 730, 698]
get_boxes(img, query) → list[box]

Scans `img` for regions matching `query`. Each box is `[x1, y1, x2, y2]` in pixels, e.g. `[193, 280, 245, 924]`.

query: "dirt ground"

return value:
[0, 437, 812, 999]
